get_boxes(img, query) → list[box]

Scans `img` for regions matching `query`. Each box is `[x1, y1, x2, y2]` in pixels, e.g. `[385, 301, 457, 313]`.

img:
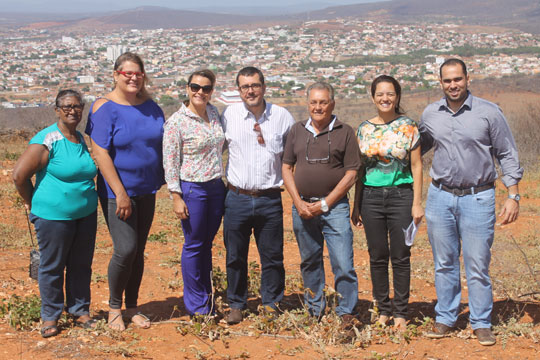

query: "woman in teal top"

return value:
[351, 75, 424, 331]
[13, 90, 98, 338]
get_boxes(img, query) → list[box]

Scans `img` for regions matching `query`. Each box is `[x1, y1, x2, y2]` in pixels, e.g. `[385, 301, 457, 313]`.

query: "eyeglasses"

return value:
[253, 122, 265, 145]
[239, 83, 263, 92]
[305, 132, 331, 164]
[116, 70, 145, 79]
[58, 104, 84, 113]
[188, 83, 213, 94]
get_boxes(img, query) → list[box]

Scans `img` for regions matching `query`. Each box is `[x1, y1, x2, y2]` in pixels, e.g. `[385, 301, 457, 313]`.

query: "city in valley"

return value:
[1, 17, 540, 108]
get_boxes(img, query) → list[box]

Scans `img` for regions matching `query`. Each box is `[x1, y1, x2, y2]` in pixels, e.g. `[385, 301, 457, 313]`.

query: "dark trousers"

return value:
[101, 194, 156, 309]
[360, 185, 413, 319]
[30, 212, 97, 321]
[223, 190, 285, 309]
[180, 179, 225, 315]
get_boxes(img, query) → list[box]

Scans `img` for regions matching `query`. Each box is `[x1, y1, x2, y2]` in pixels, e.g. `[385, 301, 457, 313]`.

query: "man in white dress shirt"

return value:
[221, 67, 296, 324]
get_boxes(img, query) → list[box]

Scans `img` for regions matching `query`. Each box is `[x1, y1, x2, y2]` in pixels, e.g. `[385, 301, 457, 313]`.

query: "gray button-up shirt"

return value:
[419, 92, 523, 188]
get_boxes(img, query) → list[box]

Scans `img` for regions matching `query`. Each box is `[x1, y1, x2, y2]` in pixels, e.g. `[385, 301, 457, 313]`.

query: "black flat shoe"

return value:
[76, 318, 98, 329]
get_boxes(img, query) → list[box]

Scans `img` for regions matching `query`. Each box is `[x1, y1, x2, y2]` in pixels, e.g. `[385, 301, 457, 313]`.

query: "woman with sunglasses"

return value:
[13, 89, 98, 338]
[351, 75, 423, 331]
[85, 52, 165, 330]
[163, 69, 225, 316]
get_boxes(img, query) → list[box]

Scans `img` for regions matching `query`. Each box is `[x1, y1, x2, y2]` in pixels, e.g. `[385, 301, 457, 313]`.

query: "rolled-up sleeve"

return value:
[489, 107, 523, 187]
[163, 114, 183, 193]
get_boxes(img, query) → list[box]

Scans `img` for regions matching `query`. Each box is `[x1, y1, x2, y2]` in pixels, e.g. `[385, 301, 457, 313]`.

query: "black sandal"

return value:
[40, 324, 59, 338]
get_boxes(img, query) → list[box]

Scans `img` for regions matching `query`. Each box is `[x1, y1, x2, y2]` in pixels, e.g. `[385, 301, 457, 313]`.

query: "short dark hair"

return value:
[371, 75, 404, 115]
[307, 81, 334, 101]
[440, 58, 467, 78]
[236, 66, 264, 86]
[188, 69, 216, 87]
[55, 89, 83, 107]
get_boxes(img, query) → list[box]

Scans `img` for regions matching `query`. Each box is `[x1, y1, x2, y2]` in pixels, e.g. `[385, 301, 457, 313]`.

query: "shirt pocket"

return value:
[266, 134, 284, 154]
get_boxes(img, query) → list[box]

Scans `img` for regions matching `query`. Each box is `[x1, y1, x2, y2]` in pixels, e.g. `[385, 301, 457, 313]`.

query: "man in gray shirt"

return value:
[419, 58, 523, 346]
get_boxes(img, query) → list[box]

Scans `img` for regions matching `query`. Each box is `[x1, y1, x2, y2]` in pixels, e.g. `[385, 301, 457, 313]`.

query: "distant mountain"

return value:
[300, 0, 540, 34]
[3, 1, 540, 34]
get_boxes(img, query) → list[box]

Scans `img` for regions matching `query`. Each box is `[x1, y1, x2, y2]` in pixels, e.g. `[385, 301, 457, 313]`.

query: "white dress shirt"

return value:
[221, 101, 295, 190]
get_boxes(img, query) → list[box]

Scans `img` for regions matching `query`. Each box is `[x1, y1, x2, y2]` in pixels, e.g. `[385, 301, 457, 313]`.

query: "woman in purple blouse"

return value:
[86, 52, 164, 330]
[163, 69, 225, 316]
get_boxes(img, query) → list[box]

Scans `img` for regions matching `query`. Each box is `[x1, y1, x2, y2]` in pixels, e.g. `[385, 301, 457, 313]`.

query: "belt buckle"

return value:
[451, 188, 466, 196]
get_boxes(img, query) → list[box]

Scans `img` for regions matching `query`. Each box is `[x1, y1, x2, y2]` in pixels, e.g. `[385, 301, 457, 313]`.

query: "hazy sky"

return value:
[1, 0, 384, 13]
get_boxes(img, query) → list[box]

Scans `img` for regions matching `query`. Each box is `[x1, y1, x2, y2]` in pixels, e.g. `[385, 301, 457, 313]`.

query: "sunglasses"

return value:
[116, 70, 145, 78]
[253, 122, 264, 145]
[188, 83, 213, 94]
[306, 131, 331, 164]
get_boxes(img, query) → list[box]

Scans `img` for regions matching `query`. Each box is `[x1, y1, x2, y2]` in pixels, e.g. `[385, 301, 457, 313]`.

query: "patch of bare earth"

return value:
[0, 150, 539, 359]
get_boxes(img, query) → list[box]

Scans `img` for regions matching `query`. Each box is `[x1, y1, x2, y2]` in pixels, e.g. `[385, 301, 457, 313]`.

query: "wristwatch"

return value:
[508, 193, 521, 202]
[320, 198, 329, 213]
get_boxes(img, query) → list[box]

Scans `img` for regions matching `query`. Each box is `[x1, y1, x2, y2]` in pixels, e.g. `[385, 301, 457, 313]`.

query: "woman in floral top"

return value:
[351, 75, 424, 330]
[163, 69, 225, 316]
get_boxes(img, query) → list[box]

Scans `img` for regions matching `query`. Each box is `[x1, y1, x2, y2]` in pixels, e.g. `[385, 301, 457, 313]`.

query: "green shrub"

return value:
[0, 294, 41, 329]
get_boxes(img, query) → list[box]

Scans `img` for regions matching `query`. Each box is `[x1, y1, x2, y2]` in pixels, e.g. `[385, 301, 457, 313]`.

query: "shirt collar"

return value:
[437, 91, 473, 114]
[242, 100, 272, 122]
[305, 115, 337, 136]
[181, 102, 209, 122]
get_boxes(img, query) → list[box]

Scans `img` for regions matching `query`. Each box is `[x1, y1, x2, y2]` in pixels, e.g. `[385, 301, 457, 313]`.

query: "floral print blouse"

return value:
[163, 103, 225, 193]
[357, 116, 420, 187]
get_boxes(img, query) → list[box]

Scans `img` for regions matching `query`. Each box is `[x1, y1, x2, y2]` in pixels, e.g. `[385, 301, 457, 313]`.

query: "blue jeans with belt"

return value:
[223, 190, 285, 310]
[292, 197, 358, 316]
[425, 183, 496, 330]
[30, 211, 97, 322]
[180, 178, 225, 315]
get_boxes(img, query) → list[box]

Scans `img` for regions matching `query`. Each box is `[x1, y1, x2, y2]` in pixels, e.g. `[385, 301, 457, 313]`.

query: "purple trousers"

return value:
[180, 178, 225, 315]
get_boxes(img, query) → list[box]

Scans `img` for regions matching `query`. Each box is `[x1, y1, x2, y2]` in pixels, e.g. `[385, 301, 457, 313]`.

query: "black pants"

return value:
[360, 185, 412, 319]
[101, 194, 156, 309]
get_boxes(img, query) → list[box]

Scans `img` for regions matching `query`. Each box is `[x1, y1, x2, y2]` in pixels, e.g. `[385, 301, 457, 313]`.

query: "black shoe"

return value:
[226, 308, 243, 325]
[425, 322, 453, 339]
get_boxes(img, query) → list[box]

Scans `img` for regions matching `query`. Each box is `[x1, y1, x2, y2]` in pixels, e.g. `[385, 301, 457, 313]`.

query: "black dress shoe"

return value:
[226, 308, 243, 325]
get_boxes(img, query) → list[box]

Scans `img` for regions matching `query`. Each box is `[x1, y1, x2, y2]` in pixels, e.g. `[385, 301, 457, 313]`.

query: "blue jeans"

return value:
[425, 184, 496, 329]
[292, 197, 358, 316]
[180, 179, 225, 315]
[101, 194, 156, 309]
[223, 190, 285, 309]
[30, 212, 97, 322]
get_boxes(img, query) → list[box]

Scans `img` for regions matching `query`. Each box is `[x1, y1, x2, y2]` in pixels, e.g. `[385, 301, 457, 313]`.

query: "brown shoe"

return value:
[473, 328, 496, 346]
[425, 322, 453, 339]
[226, 308, 243, 325]
[341, 314, 360, 330]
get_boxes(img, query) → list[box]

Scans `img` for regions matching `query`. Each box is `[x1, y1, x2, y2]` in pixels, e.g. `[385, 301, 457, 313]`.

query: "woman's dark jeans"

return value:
[30, 211, 97, 321]
[101, 194, 155, 310]
[360, 185, 413, 319]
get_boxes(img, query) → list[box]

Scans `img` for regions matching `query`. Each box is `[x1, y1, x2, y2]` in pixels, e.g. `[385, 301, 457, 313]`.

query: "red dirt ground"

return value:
[0, 155, 539, 359]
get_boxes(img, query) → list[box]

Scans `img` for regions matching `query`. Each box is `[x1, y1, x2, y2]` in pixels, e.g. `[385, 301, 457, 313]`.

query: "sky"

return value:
[0, 0, 384, 14]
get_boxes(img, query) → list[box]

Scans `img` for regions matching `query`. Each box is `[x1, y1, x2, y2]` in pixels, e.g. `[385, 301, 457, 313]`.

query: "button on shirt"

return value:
[221, 102, 295, 190]
[163, 103, 225, 193]
[419, 92, 523, 188]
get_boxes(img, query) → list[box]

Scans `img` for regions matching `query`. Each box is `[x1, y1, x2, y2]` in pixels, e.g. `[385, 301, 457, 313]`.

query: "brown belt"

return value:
[227, 183, 282, 197]
[432, 180, 494, 196]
